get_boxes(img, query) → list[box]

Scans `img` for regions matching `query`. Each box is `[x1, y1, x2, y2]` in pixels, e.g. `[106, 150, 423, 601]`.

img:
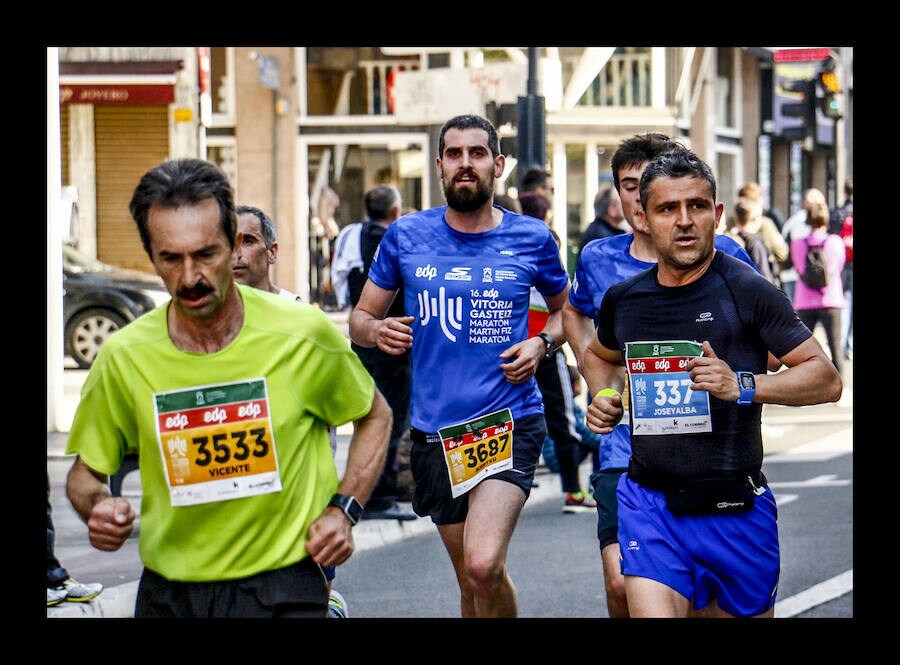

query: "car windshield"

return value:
[63, 243, 112, 273]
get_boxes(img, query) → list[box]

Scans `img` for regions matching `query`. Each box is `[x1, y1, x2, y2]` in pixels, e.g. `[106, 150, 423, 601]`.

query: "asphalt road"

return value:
[46, 350, 853, 619]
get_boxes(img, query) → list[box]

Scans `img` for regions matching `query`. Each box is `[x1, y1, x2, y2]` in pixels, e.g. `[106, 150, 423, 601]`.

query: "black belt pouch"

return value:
[664, 476, 756, 515]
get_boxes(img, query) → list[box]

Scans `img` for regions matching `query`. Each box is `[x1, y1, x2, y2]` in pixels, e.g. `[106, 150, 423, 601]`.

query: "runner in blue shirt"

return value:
[350, 114, 570, 618]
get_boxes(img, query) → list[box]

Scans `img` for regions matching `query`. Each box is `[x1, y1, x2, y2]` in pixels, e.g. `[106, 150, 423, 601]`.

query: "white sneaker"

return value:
[56, 578, 103, 602]
[327, 589, 349, 618]
[47, 587, 68, 607]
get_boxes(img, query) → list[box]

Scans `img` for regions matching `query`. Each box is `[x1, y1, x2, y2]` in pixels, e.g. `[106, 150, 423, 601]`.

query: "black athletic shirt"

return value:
[597, 250, 811, 481]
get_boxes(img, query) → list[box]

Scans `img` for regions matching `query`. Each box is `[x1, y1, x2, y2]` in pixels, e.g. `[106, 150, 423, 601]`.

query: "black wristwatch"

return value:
[327, 493, 363, 526]
[537, 332, 554, 358]
[736, 371, 756, 405]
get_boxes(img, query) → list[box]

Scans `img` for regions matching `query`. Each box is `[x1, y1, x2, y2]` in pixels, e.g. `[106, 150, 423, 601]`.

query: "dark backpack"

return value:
[799, 239, 828, 289]
[347, 221, 405, 316]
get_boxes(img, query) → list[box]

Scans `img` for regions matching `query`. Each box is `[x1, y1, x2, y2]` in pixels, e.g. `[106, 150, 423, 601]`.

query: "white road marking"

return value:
[775, 569, 853, 618]
[768, 474, 851, 488]
[765, 427, 852, 463]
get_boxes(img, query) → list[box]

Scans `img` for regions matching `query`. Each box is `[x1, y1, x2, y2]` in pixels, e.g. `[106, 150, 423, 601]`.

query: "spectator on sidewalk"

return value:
[518, 167, 554, 217]
[539, 365, 601, 483]
[839, 211, 853, 361]
[790, 201, 846, 377]
[780, 188, 826, 301]
[719, 183, 788, 286]
[728, 196, 777, 285]
[577, 186, 627, 254]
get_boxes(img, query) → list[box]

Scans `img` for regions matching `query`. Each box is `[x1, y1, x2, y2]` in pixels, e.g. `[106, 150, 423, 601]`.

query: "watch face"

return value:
[740, 373, 755, 390]
[346, 497, 363, 523]
[330, 494, 362, 525]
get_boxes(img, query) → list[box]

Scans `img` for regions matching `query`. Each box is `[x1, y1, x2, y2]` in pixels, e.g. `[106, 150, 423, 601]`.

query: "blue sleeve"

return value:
[367, 222, 402, 291]
[715, 233, 761, 273]
[534, 231, 570, 298]
[569, 254, 597, 317]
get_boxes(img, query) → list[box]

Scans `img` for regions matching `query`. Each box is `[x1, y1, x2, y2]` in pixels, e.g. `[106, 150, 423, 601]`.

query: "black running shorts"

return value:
[409, 412, 546, 525]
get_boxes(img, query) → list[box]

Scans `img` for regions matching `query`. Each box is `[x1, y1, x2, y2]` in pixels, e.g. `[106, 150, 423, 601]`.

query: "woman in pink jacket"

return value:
[791, 201, 846, 376]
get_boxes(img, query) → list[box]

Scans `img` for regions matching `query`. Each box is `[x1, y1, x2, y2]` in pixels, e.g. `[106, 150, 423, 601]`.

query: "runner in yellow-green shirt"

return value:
[65, 158, 392, 618]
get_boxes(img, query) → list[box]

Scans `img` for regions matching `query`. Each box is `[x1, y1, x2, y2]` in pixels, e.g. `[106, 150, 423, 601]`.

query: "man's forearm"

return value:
[581, 340, 625, 398]
[348, 309, 378, 347]
[66, 457, 111, 524]
[338, 389, 392, 505]
[563, 305, 597, 374]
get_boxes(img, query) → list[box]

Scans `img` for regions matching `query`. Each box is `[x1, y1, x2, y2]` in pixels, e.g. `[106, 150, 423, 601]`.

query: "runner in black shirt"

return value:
[581, 147, 842, 618]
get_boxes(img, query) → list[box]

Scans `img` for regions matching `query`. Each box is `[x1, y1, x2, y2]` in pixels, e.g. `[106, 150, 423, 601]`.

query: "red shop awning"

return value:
[59, 60, 183, 106]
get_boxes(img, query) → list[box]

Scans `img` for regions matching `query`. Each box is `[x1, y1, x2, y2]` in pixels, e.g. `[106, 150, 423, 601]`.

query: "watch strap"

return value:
[736, 371, 756, 405]
[328, 493, 363, 526]
[537, 332, 554, 358]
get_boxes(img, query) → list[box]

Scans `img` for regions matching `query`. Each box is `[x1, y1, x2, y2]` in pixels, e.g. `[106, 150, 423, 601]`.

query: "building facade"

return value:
[54, 46, 853, 306]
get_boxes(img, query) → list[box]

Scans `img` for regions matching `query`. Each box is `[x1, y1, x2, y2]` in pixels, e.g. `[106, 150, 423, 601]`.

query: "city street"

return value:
[46, 356, 853, 619]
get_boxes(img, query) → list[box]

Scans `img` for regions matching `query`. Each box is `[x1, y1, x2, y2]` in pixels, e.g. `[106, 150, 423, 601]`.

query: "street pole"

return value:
[517, 47, 546, 182]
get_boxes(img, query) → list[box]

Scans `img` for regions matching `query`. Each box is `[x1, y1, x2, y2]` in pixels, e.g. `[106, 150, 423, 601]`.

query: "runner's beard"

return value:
[443, 174, 494, 213]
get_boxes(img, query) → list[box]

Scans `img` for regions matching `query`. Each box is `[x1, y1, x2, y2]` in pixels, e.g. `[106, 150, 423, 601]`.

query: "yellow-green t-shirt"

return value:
[66, 284, 375, 582]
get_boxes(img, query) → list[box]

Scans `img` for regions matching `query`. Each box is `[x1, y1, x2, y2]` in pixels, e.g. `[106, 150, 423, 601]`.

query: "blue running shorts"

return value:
[617, 473, 780, 617]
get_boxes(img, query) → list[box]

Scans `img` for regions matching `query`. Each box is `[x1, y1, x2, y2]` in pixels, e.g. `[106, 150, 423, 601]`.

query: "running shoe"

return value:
[54, 578, 104, 602]
[563, 490, 597, 514]
[328, 589, 349, 618]
[47, 586, 68, 607]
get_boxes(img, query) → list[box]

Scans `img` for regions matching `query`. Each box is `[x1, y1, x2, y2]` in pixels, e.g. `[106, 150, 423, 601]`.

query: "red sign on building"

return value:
[59, 84, 175, 106]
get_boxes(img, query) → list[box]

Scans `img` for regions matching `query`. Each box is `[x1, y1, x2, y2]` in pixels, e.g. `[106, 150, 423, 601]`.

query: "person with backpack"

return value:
[780, 188, 826, 301]
[336, 184, 417, 522]
[728, 196, 778, 285]
[790, 201, 846, 376]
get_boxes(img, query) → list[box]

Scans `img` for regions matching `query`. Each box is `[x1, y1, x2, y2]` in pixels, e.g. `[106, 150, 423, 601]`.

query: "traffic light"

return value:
[780, 78, 816, 140]
[818, 60, 843, 119]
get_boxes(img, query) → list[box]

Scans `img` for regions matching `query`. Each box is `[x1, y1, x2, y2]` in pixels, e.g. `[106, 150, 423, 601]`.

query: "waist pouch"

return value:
[411, 428, 441, 445]
[629, 461, 766, 516]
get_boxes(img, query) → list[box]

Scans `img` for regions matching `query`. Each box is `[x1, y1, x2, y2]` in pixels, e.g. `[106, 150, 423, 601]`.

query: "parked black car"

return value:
[63, 243, 169, 368]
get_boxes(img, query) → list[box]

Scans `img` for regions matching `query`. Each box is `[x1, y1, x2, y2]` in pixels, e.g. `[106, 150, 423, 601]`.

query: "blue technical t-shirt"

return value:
[367, 205, 570, 433]
[596, 251, 810, 481]
[570, 233, 759, 470]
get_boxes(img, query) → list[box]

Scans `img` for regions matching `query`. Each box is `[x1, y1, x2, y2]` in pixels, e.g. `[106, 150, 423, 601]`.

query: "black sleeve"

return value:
[596, 285, 621, 351]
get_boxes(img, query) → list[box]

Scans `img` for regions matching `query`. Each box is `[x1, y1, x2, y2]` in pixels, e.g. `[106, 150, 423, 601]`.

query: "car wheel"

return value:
[65, 308, 128, 369]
